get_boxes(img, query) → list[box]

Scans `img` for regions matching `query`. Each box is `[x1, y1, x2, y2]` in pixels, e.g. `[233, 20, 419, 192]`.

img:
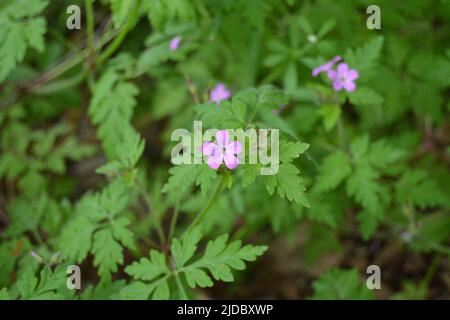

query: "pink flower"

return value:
[312, 55, 341, 77]
[169, 36, 182, 51]
[210, 83, 231, 104]
[201, 130, 242, 170]
[328, 63, 359, 92]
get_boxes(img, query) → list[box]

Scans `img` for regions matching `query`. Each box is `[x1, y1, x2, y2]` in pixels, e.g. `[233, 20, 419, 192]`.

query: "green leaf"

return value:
[195, 164, 218, 195]
[145, 0, 196, 30]
[194, 102, 245, 129]
[89, 70, 139, 159]
[242, 164, 261, 187]
[346, 163, 382, 214]
[396, 170, 448, 209]
[349, 87, 384, 106]
[283, 63, 298, 92]
[411, 213, 450, 254]
[0, 0, 48, 81]
[162, 165, 198, 194]
[318, 104, 341, 131]
[120, 281, 152, 300]
[96, 126, 145, 177]
[125, 250, 169, 281]
[112, 218, 136, 250]
[171, 227, 203, 268]
[264, 163, 309, 207]
[16, 267, 67, 299]
[181, 234, 268, 288]
[345, 36, 384, 81]
[59, 215, 95, 263]
[0, 288, 9, 300]
[314, 151, 352, 193]
[17, 268, 38, 299]
[350, 135, 370, 162]
[109, 0, 134, 28]
[92, 228, 124, 282]
[367, 140, 404, 169]
[279, 141, 310, 163]
[311, 268, 374, 300]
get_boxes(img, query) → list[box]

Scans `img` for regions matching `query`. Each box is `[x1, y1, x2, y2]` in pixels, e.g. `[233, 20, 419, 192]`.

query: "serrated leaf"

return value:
[279, 141, 309, 163]
[0, 288, 9, 300]
[125, 250, 169, 281]
[345, 36, 384, 81]
[264, 163, 309, 207]
[112, 217, 135, 250]
[314, 151, 352, 193]
[89, 70, 139, 159]
[92, 228, 123, 282]
[318, 104, 341, 131]
[349, 87, 384, 106]
[0, 0, 48, 82]
[346, 163, 382, 214]
[311, 268, 374, 300]
[59, 216, 95, 263]
[171, 227, 203, 268]
[182, 233, 267, 288]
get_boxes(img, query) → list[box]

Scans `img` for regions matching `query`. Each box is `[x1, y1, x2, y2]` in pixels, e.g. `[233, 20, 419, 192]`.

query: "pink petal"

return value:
[225, 141, 242, 155]
[312, 56, 342, 77]
[201, 142, 219, 157]
[169, 36, 182, 51]
[224, 153, 239, 169]
[215, 130, 229, 147]
[327, 69, 337, 81]
[333, 80, 343, 91]
[331, 55, 342, 64]
[337, 63, 349, 75]
[347, 69, 359, 81]
[312, 65, 326, 77]
[210, 83, 231, 103]
[343, 81, 356, 92]
[207, 155, 223, 170]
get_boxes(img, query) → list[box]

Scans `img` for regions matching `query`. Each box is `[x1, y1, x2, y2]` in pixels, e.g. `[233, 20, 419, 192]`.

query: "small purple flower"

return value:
[328, 63, 359, 92]
[201, 130, 242, 170]
[30, 251, 43, 263]
[273, 104, 286, 115]
[210, 83, 231, 104]
[169, 36, 182, 51]
[312, 55, 341, 77]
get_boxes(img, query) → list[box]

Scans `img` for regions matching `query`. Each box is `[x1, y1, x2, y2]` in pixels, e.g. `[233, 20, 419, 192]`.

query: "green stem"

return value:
[334, 92, 346, 149]
[186, 175, 224, 232]
[97, 0, 141, 65]
[168, 199, 180, 242]
[337, 116, 345, 149]
[137, 181, 166, 246]
[85, 0, 95, 54]
[174, 272, 188, 299]
[30, 69, 87, 94]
